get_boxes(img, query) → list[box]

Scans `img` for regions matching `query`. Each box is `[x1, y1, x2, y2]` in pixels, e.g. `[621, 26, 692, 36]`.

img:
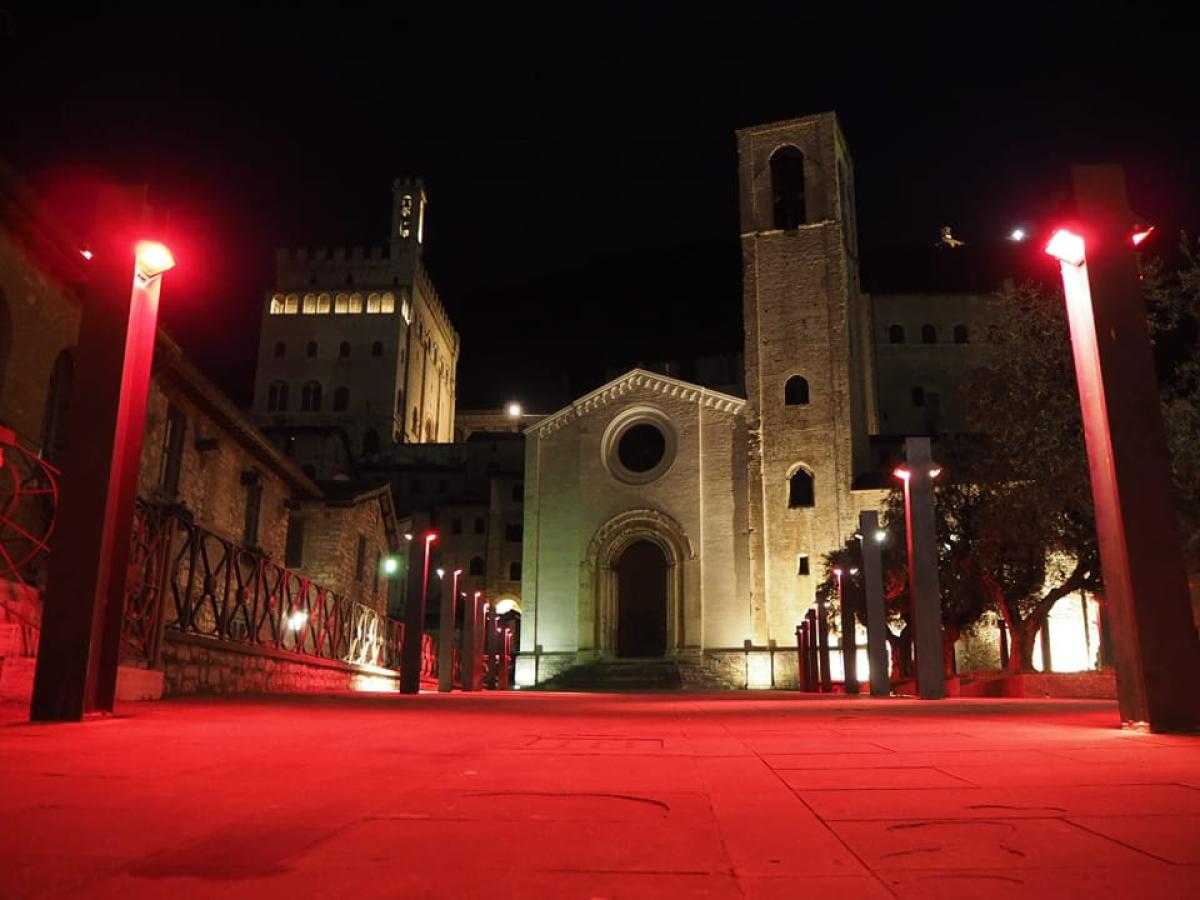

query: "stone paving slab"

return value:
[1, 693, 1199, 899]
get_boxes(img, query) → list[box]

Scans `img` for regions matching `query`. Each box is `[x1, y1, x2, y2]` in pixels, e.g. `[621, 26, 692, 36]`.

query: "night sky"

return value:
[2, 3, 1196, 411]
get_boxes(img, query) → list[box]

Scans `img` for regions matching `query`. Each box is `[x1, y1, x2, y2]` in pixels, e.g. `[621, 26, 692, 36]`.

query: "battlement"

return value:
[275, 244, 397, 265]
[414, 257, 459, 354]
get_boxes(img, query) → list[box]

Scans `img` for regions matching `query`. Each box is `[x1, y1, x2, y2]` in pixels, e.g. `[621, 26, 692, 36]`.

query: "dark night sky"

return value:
[2, 3, 1197, 411]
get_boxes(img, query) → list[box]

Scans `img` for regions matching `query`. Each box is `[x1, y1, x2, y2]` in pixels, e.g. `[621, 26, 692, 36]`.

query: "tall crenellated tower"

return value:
[737, 112, 873, 644]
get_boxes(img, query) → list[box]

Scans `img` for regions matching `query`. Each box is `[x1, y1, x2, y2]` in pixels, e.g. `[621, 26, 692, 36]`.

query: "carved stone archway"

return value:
[581, 508, 694, 659]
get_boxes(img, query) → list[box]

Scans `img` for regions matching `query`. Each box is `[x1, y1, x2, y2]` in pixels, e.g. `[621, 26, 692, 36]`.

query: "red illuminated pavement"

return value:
[2, 692, 1200, 899]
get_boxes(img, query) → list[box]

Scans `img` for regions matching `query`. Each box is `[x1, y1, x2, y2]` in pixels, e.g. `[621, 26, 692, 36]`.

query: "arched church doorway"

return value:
[616, 540, 667, 658]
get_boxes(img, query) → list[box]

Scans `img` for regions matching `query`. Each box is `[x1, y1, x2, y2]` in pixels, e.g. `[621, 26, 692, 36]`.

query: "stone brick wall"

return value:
[138, 379, 292, 561]
[161, 634, 401, 696]
[290, 492, 392, 612]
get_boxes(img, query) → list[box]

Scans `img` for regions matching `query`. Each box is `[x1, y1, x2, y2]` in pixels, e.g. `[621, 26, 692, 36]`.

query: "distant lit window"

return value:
[339, 341, 350, 359]
[366, 292, 381, 314]
[372, 341, 384, 357]
[273, 341, 285, 359]
[921, 324, 937, 344]
[953, 324, 969, 344]
[302, 293, 317, 314]
[317, 292, 332, 314]
[333, 385, 349, 411]
[381, 292, 395, 314]
[284, 293, 300, 314]
[888, 324, 905, 344]
[267, 380, 289, 412]
[306, 341, 318, 359]
[270, 293, 285, 315]
[301, 380, 322, 411]
[349, 292, 363, 313]
[334, 293, 349, 314]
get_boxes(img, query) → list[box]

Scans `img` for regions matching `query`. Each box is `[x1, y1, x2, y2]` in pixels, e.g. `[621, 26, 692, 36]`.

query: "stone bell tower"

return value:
[737, 112, 873, 644]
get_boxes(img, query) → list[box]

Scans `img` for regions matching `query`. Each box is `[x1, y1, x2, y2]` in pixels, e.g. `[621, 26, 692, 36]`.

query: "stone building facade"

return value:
[252, 178, 459, 461]
[519, 113, 982, 687]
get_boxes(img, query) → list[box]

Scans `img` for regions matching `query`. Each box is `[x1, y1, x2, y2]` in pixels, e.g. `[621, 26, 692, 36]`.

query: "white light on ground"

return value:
[287, 610, 308, 631]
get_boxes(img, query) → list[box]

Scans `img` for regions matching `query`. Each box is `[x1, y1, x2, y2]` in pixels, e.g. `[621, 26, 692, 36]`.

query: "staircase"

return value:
[534, 659, 740, 692]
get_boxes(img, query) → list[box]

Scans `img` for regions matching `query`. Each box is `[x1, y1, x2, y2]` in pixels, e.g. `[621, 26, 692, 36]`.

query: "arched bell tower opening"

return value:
[615, 540, 668, 658]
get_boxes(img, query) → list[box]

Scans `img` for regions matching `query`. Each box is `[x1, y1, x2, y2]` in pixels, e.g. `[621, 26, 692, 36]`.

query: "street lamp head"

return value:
[874, 529, 887, 543]
[832, 567, 844, 578]
[382, 556, 399, 575]
[507, 401, 523, 418]
[929, 466, 943, 480]
[436, 568, 445, 579]
[1009, 227, 1027, 242]
[892, 466, 911, 482]
[424, 532, 438, 544]
[849, 567, 860, 576]
[453, 568, 463, 577]
[134, 241, 175, 280]
[1045, 229, 1086, 267]
[404, 532, 413, 541]
[1131, 224, 1155, 247]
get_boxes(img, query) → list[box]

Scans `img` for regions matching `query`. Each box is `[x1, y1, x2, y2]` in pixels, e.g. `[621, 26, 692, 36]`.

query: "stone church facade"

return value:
[518, 113, 888, 688]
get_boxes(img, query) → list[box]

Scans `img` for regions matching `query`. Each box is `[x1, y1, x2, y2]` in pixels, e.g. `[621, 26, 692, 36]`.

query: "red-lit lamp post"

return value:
[1044, 165, 1200, 731]
[438, 568, 462, 692]
[31, 197, 175, 720]
[894, 436, 945, 700]
[401, 531, 437, 694]
[461, 589, 483, 692]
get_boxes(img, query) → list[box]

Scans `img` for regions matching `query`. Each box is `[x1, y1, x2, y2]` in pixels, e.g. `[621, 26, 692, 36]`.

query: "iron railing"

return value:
[122, 501, 405, 672]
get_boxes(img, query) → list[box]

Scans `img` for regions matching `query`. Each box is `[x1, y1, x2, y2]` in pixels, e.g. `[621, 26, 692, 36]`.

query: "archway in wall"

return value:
[616, 540, 667, 658]
[583, 507, 692, 659]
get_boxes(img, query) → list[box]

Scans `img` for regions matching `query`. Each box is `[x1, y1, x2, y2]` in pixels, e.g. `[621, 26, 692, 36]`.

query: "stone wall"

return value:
[161, 634, 403, 696]
[290, 492, 392, 613]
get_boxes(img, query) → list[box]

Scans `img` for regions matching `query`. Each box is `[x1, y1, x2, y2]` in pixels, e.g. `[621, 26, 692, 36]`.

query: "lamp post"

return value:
[834, 566, 861, 695]
[857, 511, 891, 696]
[401, 530, 437, 694]
[32, 192, 175, 720]
[461, 589, 483, 692]
[816, 594, 832, 694]
[894, 436, 945, 699]
[438, 568, 462, 692]
[1043, 165, 1200, 731]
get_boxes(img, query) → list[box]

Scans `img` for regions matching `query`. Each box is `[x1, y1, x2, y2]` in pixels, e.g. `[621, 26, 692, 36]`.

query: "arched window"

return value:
[953, 324, 969, 344]
[301, 381, 322, 411]
[362, 428, 380, 455]
[469, 556, 485, 576]
[788, 468, 815, 508]
[333, 386, 349, 411]
[770, 146, 807, 230]
[316, 292, 331, 314]
[509, 561, 522, 581]
[273, 341, 285, 358]
[372, 341, 384, 357]
[784, 375, 810, 406]
[302, 293, 317, 314]
[921, 324, 937, 344]
[40, 348, 75, 465]
[306, 341, 318, 358]
[889, 324, 905, 344]
[267, 380, 289, 412]
[338, 341, 350, 359]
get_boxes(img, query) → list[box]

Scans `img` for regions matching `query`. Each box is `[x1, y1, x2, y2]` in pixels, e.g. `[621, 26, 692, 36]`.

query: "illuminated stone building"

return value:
[252, 178, 459, 466]
[518, 113, 1016, 688]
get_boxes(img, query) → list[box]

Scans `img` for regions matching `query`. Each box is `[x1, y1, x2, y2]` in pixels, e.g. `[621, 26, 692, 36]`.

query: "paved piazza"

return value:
[2, 692, 1199, 898]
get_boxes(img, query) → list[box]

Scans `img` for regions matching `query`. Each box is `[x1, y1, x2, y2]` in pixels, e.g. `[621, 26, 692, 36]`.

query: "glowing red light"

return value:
[134, 241, 175, 279]
[1131, 225, 1154, 247]
[893, 466, 911, 481]
[1045, 229, 1086, 267]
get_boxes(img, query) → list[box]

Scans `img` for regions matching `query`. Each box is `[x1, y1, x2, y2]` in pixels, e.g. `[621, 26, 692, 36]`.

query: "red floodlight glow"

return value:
[1131, 225, 1155, 247]
[134, 241, 175, 280]
[1045, 229, 1086, 267]
[893, 466, 911, 481]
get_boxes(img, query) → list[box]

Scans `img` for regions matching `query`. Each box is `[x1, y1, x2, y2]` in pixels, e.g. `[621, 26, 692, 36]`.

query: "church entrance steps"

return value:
[533, 659, 741, 692]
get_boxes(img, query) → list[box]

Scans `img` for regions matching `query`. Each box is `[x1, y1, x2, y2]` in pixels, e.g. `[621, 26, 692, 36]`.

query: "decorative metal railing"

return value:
[122, 501, 405, 672]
